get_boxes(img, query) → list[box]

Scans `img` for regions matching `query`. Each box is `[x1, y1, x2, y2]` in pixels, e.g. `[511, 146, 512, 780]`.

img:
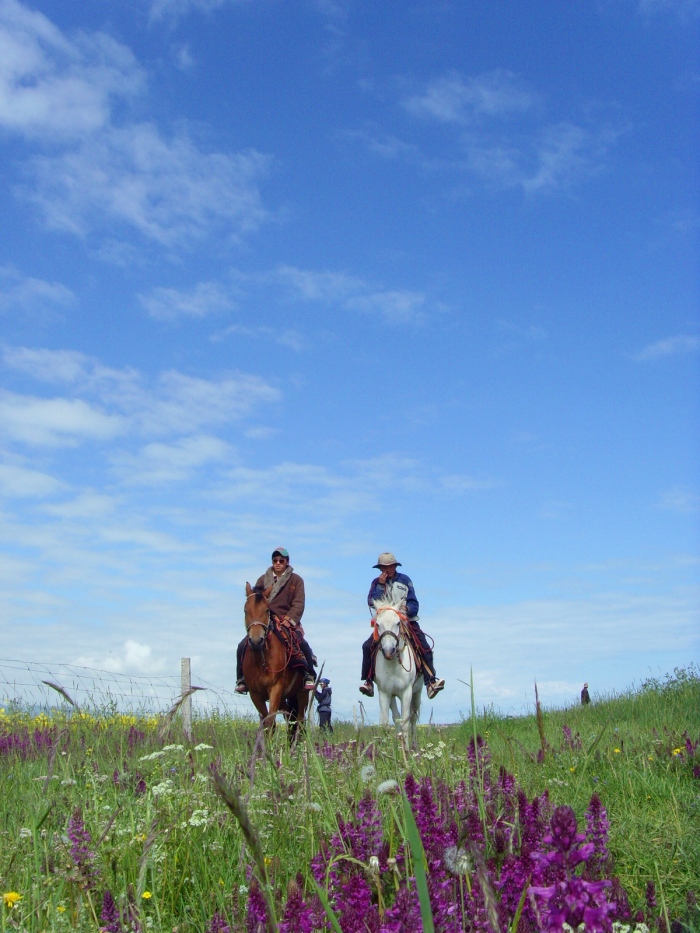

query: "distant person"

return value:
[235, 547, 316, 694]
[581, 682, 591, 705]
[314, 677, 333, 732]
[360, 552, 444, 699]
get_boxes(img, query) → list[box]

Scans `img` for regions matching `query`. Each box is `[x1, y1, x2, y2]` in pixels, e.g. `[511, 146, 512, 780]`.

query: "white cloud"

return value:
[0, 461, 63, 497]
[404, 70, 537, 124]
[139, 282, 237, 321]
[0, 266, 74, 314]
[0, 1, 271, 249]
[113, 434, 232, 485]
[148, 0, 248, 21]
[0, 390, 126, 446]
[657, 485, 700, 514]
[27, 123, 271, 246]
[275, 265, 433, 324]
[634, 334, 700, 360]
[0, 0, 143, 139]
[2, 346, 281, 441]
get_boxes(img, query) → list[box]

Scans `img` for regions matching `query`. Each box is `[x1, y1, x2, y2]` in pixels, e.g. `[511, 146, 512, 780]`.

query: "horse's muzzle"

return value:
[248, 633, 265, 651]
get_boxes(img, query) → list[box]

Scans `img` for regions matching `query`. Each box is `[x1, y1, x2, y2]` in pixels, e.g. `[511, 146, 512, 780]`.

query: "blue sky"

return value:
[0, 0, 698, 722]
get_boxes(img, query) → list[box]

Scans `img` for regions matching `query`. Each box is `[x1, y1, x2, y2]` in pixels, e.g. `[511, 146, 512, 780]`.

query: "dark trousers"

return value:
[319, 711, 333, 732]
[361, 621, 435, 685]
[237, 636, 315, 681]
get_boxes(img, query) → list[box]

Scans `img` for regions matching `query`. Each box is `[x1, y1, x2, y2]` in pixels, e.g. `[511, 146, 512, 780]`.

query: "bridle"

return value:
[245, 592, 271, 643]
[374, 605, 408, 660]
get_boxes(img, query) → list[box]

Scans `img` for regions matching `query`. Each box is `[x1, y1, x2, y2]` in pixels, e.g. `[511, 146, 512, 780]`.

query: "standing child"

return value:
[315, 677, 333, 732]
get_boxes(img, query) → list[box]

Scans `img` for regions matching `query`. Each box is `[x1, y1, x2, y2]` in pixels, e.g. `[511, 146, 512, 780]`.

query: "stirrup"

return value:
[359, 680, 374, 698]
[235, 680, 248, 695]
[426, 678, 445, 699]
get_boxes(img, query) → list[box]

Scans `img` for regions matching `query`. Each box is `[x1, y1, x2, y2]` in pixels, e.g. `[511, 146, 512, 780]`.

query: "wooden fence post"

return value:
[181, 657, 192, 742]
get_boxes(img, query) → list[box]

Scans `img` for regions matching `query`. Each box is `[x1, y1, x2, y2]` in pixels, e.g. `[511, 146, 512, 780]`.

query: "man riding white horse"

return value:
[360, 552, 445, 700]
[235, 547, 316, 694]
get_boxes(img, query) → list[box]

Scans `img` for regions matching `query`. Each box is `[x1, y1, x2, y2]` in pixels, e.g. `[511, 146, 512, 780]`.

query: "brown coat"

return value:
[255, 568, 305, 626]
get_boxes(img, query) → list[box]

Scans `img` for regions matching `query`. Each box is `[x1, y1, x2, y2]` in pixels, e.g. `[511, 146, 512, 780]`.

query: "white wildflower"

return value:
[139, 751, 165, 762]
[162, 744, 185, 753]
[61, 778, 77, 786]
[151, 780, 174, 798]
[194, 743, 214, 752]
[188, 809, 210, 827]
[368, 856, 380, 874]
[444, 846, 472, 876]
[377, 779, 399, 795]
[305, 802, 323, 812]
[19, 828, 32, 839]
[361, 764, 376, 782]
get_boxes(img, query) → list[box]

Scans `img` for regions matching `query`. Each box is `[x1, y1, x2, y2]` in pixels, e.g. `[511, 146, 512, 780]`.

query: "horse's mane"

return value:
[250, 585, 267, 603]
[373, 594, 405, 613]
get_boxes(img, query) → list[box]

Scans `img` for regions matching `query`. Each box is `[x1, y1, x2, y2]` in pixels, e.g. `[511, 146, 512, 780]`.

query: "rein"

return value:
[373, 607, 413, 672]
[244, 595, 294, 676]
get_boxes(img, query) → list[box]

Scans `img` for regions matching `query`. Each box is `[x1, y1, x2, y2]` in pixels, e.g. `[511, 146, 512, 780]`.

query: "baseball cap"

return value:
[272, 547, 289, 559]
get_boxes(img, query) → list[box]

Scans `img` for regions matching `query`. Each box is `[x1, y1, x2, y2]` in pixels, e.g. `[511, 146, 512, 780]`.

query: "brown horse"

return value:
[242, 582, 311, 741]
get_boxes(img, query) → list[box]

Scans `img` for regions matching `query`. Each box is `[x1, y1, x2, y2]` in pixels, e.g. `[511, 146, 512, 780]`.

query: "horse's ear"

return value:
[245, 582, 252, 595]
[263, 584, 273, 599]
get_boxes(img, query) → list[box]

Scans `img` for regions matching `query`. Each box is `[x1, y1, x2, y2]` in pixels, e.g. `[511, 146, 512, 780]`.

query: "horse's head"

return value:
[244, 582, 273, 650]
[373, 596, 405, 661]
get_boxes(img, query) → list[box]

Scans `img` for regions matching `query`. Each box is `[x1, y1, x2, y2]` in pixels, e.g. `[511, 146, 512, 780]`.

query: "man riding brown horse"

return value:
[235, 547, 317, 694]
[360, 552, 445, 700]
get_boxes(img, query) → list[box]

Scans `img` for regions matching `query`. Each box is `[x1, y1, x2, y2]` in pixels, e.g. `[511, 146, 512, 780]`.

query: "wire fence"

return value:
[0, 657, 247, 719]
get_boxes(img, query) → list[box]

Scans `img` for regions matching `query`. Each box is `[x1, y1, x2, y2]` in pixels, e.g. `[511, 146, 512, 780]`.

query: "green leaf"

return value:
[401, 790, 435, 933]
[308, 875, 344, 933]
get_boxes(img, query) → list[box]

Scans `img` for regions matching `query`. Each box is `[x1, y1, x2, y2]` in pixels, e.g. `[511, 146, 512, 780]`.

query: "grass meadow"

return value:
[0, 666, 698, 932]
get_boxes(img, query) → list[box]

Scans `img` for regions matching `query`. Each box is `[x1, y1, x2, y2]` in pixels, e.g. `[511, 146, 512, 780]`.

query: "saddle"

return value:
[272, 615, 307, 670]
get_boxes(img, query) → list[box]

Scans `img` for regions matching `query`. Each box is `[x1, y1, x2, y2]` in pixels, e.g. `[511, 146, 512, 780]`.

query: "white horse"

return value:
[371, 596, 422, 747]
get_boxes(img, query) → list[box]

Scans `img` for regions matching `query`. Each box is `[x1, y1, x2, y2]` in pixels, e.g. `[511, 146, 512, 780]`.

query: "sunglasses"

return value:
[272, 557, 288, 564]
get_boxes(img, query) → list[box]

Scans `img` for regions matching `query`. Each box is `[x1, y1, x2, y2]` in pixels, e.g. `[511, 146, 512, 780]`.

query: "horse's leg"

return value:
[390, 696, 401, 727]
[249, 691, 269, 728]
[410, 678, 422, 750]
[265, 680, 285, 734]
[398, 682, 414, 744]
[377, 686, 392, 727]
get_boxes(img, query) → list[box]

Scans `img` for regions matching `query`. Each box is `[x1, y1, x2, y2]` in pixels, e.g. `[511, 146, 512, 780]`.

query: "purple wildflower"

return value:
[646, 880, 657, 911]
[246, 880, 268, 933]
[279, 877, 314, 933]
[100, 889, 122, 933]
[380, 887, 423, 932]
[530, 806, 614, 933]
[68, 808, 99, 888]
[207, 910, 231, 933]
[585, 793, 610, 875]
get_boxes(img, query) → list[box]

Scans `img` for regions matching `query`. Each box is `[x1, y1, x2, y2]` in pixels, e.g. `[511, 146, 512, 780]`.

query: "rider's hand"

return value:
[378, 572, 387, 585]
[284, 616, 296, 626]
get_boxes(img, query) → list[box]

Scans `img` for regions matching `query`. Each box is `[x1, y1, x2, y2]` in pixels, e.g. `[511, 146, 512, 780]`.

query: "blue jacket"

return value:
[314, 685, 332, 712]
[367, 572, 419, 620]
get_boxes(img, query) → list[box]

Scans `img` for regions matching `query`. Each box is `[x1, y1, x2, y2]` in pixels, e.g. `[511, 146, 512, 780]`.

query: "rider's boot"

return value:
[235, 679, 248, 695]
[359, 680, 374, 698]
[304, 673, 316, 690]
[426, 677, 445, 699]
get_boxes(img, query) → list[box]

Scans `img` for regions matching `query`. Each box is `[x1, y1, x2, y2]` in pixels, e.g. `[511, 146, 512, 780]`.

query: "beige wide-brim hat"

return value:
[373, 552, 402, 568]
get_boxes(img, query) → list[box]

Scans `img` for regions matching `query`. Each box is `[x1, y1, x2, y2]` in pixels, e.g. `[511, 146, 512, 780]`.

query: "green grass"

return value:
[0, 665, 698, 931]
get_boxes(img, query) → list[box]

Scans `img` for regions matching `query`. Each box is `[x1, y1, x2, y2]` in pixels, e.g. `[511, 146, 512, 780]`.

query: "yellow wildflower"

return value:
[142, 891, 152, 900]
[3, 892, 22, 909]
[57, 906, 67, 913]
[672, 748, 681, 756]
[569, 766, 575, 772]
[613, 748, 620, 754]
